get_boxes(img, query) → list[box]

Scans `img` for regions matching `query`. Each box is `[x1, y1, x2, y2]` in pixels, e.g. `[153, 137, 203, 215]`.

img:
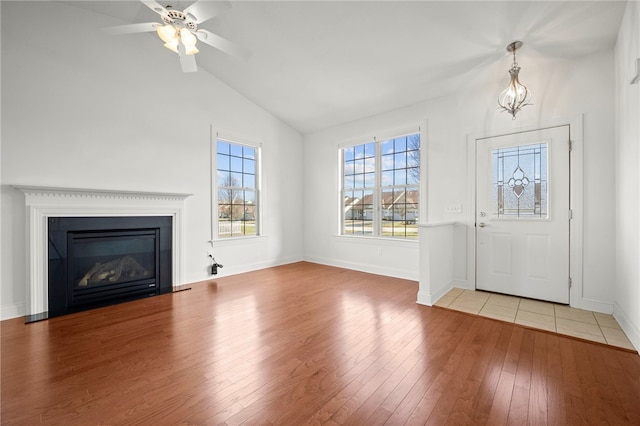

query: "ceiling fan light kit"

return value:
[104, 0, 250, 73]
[498, 41, 532, 119]
[155, 9, 199, 55]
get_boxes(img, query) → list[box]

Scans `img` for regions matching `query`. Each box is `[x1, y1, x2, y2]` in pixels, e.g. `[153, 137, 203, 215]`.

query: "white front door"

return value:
[476, 126, 570, 304]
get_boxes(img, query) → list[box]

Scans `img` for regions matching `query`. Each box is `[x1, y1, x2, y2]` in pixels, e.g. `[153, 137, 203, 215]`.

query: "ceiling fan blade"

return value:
[184, 0, 232, 24]
[196, 29, 251, 61]
[103, 22, 159, 35]
[179, 44, 198, 73]
[140, 0, 167, 16]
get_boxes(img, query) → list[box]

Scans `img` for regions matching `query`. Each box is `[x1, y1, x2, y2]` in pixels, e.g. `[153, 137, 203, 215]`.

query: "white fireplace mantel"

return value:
[13, 185, 192, 319]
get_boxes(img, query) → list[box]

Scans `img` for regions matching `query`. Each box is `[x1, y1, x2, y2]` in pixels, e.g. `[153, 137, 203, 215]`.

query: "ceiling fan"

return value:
[104, 0, 251, 73]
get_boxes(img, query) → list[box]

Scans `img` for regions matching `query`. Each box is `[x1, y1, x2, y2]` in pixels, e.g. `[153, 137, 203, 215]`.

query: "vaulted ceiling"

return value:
[62, 0, 627, 134]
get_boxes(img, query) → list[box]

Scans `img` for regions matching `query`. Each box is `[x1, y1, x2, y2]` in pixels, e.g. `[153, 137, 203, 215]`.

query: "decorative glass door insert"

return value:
[492, 143, 548, 218]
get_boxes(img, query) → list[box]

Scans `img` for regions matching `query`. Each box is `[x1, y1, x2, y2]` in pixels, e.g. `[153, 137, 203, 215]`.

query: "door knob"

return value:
[478, 222, 488, 228]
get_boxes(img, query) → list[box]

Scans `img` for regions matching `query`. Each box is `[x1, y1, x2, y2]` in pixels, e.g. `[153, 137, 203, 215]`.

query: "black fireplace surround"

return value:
[48, 216, 172, 317]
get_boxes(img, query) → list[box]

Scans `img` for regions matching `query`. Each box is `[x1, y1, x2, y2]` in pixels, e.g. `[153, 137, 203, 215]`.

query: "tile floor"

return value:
[435, 288, 636, 351]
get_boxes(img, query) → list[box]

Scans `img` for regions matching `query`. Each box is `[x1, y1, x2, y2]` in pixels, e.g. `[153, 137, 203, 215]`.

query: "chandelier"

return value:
[498, 41, 532, 119]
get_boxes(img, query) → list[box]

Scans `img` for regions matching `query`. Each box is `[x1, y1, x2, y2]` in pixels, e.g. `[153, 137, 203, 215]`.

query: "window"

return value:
[215, 139, 259, 238]
[341, 132, 421, 238]
[492, 143, 547, 218]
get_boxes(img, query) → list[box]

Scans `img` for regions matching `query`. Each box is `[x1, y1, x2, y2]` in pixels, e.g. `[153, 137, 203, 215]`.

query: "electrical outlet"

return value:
[207, 250, 213, 258]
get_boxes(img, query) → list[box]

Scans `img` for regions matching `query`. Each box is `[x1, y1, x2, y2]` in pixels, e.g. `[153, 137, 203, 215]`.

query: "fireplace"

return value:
[48, 216, 172, 317]
[13, 185, 191, 322]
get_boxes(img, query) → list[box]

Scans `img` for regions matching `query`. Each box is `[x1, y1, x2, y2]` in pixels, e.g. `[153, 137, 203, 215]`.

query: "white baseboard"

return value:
[416, 290, 433, 306]
[574, 297, 614, 314]
[303, 255, 418, 282]
[203, 255, 305, 280]
[1, 303, 25, 321]
[417, 280, 467, 307]
[453, 279, 473, 290]
[613, 303, 640, 352]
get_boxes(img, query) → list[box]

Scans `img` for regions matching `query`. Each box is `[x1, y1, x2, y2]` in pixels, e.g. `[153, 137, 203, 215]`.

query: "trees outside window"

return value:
[216, 139, 259, 238]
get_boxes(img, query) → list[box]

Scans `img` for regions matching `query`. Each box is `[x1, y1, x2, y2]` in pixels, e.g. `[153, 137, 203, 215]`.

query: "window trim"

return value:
[211, 133, 262, 241]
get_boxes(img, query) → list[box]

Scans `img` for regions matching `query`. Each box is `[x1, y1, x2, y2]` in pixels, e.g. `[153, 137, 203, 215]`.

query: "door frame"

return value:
[466, 114, 584, 309]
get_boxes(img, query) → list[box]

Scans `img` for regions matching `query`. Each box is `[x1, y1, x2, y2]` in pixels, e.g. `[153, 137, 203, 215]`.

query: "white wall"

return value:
[0, 2, 304, 319]
[0, 1, 628, 326]
[303, 48, 617, 311]
[614, 1, 640, 349]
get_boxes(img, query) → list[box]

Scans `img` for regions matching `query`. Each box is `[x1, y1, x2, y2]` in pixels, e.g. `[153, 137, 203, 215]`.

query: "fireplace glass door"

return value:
[68, 230, 160, 307]
[48, 216, 172, 317]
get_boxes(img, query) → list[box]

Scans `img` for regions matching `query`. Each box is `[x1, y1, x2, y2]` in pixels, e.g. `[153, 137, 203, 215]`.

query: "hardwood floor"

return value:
[2, 262, 639, 425]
